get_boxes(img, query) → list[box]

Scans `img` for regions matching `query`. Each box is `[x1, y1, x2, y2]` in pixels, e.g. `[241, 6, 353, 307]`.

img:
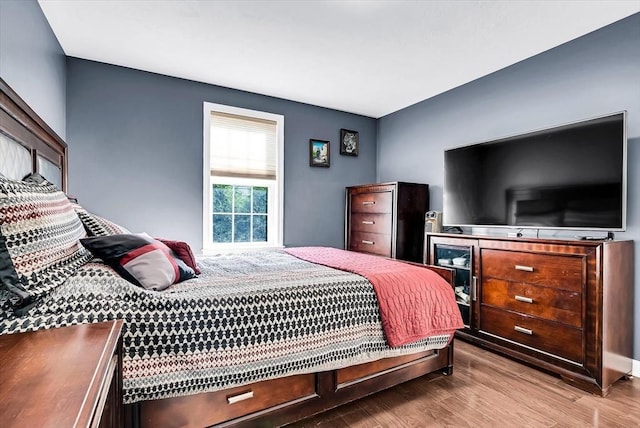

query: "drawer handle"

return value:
[227, 390, 254, 404]
[515, 295, 533, 304]
[515, 265, 534, 272]
[514, 325, 533, 335]
[362, 201, 376, 205]
[362, 240, 375, 245]
[361, 220, 375, 225]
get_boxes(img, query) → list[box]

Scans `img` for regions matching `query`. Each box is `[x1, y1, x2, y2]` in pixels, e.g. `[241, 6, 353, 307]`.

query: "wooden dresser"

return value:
[345, 182, 428, 262]
[0, 320, 124, 428]
[426, 233, 633, 395]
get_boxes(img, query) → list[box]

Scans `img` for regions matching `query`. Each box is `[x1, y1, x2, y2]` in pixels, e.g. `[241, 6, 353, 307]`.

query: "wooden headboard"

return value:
[0, 78, 68, 191]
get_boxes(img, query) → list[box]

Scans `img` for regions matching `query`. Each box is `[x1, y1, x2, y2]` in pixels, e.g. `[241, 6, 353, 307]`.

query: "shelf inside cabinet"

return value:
[440, 262, 470, 270]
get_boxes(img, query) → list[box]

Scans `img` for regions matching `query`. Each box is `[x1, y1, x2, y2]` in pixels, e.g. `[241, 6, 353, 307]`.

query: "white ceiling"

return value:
[38, 0, 640, 118]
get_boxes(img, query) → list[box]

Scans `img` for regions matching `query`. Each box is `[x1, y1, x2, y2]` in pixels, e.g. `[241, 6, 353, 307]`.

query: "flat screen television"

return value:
[443, 112, 627, 231]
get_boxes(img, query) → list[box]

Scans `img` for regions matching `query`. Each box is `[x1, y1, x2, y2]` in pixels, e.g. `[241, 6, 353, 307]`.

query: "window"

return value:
[203, 103, 284, 252]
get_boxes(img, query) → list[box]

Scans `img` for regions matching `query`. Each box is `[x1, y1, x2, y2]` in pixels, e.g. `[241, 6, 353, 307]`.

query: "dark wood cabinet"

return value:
[0, 320, 124, 427]
[426, 233, 633, 396]
[345, 182, 428, 262]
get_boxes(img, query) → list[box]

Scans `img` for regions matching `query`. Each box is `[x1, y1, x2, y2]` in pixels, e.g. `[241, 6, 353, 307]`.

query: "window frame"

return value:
[203, 102, 284, 253]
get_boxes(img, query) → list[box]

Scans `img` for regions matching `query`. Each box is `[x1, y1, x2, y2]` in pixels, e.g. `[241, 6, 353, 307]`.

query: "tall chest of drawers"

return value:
[346, 182, 428, 262]
[427, 233, 634, 396]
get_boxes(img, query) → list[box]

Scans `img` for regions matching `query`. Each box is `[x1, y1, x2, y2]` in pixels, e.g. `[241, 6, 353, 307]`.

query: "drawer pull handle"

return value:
[362, 201, 376, 205]
[361, 220, 375, 225]
[362, 240, 375, 245]
[514, 325, 533, 335]
[515, 265, 534, 272]
[227, 390, 254, 404]
[515, 295, 533, 304]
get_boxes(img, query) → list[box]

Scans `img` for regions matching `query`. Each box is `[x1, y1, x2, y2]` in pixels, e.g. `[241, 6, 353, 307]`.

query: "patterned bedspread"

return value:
[0, 250, 452, 404]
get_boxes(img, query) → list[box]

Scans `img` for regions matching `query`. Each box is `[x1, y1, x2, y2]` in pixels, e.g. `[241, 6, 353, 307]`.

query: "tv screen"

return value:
[443, 112, 626, 231]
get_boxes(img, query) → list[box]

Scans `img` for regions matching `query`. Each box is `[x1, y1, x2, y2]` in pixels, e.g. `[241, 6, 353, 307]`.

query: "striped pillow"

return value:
[80, 233, 195, 291]
[0, 176, 92, 310]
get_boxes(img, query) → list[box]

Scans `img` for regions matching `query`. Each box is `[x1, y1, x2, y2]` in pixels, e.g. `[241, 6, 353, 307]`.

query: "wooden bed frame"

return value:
[0, 77, 456, 428]
[0, 78, 67, 189]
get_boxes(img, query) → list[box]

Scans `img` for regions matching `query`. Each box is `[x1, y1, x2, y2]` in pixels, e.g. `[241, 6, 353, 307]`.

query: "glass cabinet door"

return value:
[433, 244, 472, 327]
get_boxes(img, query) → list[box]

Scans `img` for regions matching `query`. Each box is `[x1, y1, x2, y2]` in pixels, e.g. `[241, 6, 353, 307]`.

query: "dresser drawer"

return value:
[480, 306, 582, 363]
[482, 278, 582, 327]
[481, 249, 583, 292]
[350, 191, 393, 214]
[348, 231, 392, 257]
[350, 213, 392, 234]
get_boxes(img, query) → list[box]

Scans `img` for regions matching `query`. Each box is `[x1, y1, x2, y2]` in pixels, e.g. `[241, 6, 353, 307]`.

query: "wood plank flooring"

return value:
[287, 339, 639, 427]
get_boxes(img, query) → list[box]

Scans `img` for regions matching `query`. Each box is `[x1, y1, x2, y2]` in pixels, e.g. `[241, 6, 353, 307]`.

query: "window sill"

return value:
[200, 244, 284, 256]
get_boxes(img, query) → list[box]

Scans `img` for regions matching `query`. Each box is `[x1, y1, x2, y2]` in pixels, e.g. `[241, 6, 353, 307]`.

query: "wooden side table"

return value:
[0, 320, 124, 428]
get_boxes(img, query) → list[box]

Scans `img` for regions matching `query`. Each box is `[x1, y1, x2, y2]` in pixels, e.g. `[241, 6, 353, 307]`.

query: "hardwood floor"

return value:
[287, 339, 639, 427]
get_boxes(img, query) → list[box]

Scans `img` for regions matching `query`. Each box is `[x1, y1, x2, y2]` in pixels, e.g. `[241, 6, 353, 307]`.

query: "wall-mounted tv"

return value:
[443, 112, 627, 231]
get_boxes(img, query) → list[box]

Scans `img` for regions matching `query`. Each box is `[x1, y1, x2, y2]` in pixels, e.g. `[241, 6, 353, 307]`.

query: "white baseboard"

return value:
[633, 358, 640, 377]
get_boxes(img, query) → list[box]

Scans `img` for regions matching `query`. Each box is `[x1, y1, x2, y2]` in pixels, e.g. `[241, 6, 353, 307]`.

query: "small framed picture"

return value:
[309, 139, 330, 167]
[340, 129, 359, 156]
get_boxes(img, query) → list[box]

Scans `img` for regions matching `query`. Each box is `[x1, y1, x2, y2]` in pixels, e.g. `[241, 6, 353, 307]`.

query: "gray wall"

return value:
[0, 0, 66, 139]
[377, 14, 640, 359]
[66, 59, 377, 251]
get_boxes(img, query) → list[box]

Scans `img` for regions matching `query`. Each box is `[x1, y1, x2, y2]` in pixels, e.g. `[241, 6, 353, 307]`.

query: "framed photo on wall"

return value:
[309, 139, 330, 167]
[340, 129, 358, 156]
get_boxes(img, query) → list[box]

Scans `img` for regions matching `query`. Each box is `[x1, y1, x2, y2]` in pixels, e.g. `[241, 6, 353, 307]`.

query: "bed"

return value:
[0, 78, 463, 428]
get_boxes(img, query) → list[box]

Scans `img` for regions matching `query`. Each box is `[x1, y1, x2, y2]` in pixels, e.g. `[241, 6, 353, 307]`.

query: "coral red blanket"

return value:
[285, 247, 464, 347]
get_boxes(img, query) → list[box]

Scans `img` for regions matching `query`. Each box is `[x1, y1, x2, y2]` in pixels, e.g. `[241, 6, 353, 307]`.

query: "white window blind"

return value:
[210, 111, 277, 180]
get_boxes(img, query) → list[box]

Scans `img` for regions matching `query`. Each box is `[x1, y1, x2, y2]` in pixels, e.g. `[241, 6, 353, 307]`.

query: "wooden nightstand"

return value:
[0, 320, 124, 428]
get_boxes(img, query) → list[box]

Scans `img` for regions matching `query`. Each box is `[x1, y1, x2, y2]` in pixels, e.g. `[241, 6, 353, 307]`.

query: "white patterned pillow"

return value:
[0, 176, 92, 311]
[71, 203, 131, 236]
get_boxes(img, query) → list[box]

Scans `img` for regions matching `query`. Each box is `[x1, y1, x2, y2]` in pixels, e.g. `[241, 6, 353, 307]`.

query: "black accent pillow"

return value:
[80, 233, 195, 291]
